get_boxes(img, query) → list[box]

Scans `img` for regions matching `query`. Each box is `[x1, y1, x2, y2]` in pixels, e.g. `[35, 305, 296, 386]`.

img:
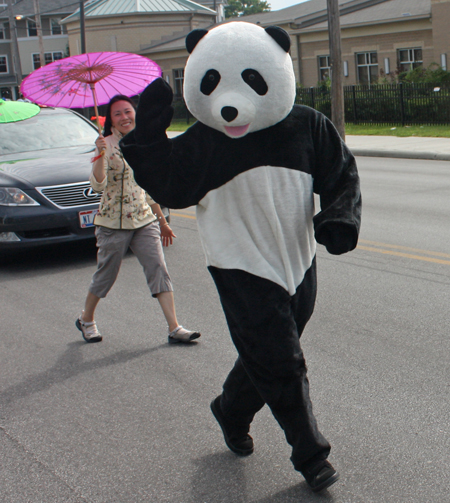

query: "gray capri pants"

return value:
[89, 222, 173, 299]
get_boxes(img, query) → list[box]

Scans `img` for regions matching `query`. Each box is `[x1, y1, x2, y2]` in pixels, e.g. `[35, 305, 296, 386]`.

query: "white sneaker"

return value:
[76, 314, 103, 343]
[168, 325, 201, 344]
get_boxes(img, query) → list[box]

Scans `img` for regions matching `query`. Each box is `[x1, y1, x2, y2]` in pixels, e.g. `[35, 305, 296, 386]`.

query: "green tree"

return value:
[225, 0, 271, 18]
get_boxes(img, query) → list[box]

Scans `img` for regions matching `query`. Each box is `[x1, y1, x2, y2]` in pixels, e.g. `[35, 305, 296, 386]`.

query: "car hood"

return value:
[0, 145, 96, 187]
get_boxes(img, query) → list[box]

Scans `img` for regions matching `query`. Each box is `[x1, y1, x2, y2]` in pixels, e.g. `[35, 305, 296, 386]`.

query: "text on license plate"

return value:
[79, 209, 99, 228]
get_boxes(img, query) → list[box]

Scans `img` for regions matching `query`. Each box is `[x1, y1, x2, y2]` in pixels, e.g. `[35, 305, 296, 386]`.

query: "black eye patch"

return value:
[241, 69, 268, 95]
[200, 69, 221, 95]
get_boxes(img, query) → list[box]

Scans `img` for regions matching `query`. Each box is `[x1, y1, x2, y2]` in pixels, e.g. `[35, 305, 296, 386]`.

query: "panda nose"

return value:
[221, 106, 238, 122]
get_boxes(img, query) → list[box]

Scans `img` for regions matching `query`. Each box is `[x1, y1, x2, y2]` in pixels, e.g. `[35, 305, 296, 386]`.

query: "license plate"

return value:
[79, 209, 98, 228]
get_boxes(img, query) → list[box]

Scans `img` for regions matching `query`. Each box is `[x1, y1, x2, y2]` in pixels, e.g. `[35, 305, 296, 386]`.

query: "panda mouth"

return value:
[224, 124, 250, 137]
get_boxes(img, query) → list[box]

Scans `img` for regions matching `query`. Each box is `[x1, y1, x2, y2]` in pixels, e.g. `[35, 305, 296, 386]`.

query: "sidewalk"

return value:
[168, 131, 450, 161]
[346, 135, 450, 161]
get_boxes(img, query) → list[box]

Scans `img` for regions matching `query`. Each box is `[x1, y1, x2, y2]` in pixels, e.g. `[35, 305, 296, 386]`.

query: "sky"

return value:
[268, 0, 310, 12]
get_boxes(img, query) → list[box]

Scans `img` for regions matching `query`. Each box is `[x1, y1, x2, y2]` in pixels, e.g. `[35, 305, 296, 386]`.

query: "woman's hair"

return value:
[103, 94, 136, 137]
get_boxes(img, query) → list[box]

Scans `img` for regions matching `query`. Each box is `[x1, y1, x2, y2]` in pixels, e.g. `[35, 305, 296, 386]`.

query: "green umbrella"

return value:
[0, 99, 41, 123]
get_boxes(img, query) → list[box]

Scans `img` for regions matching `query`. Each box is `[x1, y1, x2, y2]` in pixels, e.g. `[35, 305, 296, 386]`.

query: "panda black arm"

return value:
[119, 80, 213, 209]
[310, 111, 362, 255]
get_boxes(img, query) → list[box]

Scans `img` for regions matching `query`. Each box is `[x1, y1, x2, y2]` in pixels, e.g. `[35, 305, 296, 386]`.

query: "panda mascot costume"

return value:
[120, 21, 361, 493]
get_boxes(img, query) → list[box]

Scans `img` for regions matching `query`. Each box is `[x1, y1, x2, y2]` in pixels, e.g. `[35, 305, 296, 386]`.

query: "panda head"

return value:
[183, 22, 296, 139]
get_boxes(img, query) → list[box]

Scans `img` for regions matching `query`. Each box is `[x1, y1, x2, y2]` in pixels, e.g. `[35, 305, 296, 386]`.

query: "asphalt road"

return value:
[1, 156, 449, 503]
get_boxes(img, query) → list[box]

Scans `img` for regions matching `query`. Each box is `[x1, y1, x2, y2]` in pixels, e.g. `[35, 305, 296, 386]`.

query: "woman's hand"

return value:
[160, 223, 176, 247]
[92, 135, 107, 183]
[95, 135, 107, 152]
[150, 203, 175, 246]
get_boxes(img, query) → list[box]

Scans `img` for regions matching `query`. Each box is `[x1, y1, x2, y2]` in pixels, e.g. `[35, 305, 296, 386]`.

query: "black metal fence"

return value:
[296, 83, 450, 125]
[76, 83, 450, 127]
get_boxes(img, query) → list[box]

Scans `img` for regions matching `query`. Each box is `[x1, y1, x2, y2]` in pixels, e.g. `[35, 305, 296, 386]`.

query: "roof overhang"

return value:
[61, 9, 213, 24]
[232, 0, 425, 31]
[290, 12, 431, 34]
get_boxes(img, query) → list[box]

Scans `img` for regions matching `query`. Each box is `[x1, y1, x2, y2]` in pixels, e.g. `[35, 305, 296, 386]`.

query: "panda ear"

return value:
[186, 29, 208, 54]
[265, 26, 291, 53]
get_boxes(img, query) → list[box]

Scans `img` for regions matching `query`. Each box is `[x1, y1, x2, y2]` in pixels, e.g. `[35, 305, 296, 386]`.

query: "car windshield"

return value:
[0, 111, 98, 155]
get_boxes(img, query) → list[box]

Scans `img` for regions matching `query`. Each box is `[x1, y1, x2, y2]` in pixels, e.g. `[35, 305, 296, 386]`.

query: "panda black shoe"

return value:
[210, 396, 254, 456]
[300, 458, 339, 493]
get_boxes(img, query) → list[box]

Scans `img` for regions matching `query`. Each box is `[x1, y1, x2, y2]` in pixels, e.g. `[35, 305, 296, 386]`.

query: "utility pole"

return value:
[327, 0, 345, 140]
[32, 0, 45, 68]
[5, 0, 23, 92]
[80, 0, 86, 53]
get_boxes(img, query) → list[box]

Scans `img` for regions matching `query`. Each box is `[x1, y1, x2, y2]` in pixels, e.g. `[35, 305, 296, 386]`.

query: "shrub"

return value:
[172, 99, 194, 120]
[399, 63, 450, 85]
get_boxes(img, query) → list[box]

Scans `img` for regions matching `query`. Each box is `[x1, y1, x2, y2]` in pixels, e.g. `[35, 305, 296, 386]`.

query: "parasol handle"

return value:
[89, 83, 105, 157]
[89, 83, 102, 135]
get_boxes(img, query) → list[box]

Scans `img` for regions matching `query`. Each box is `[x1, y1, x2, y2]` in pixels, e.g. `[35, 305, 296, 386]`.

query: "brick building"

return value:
[142, 0, 450, 89]
[60, 0, 218, 56]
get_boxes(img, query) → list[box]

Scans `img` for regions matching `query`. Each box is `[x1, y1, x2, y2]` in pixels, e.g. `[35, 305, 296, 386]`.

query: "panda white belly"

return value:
[196, 165, 316, 295]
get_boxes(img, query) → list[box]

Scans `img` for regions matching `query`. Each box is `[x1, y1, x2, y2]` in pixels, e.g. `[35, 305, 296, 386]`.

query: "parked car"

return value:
[0, 106, 169, 250]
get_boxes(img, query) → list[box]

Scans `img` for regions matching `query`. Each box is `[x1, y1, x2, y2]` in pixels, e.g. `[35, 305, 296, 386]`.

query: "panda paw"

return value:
[134, 78, 174, 145]
[315, 222, 357, 255]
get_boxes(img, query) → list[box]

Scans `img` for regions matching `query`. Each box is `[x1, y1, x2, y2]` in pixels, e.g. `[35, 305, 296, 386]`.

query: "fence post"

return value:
[351, 85, 358, 124]
[310, 86, 315, 110]
[399, 82, 405, 127]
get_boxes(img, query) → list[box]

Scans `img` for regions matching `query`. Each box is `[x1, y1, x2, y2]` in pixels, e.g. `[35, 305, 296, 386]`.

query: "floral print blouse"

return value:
[90, 127, 156, 230]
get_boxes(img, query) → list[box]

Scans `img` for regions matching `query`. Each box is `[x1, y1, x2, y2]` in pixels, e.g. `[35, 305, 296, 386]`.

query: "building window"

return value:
[0, 56, 8, 73]
[27, 19, 37, 37]
[32, 54, 42, 69]
[0, 23, 5, 40]
[50, 18, 62, 35]
[356, 52, 378, 84]
[173, 69, 184, 98]
[398, 48, 423, 73]
[318, 55, 331, 81]
[32, 51, 63, 70]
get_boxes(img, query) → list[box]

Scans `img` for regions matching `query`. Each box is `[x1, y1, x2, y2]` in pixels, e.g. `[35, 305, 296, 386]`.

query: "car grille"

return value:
[17, 227, 72, 239]
[37, 182, 102, 209]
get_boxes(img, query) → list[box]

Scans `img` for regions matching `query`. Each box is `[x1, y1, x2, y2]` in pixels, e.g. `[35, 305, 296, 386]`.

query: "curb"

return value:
[350, 149, 450, 161]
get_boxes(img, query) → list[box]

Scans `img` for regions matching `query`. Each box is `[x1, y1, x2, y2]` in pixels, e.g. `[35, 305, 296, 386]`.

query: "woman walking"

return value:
[76, 95, 200, 344]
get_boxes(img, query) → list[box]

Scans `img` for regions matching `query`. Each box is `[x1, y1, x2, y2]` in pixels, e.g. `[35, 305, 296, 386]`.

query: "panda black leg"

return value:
[209, 263, 331, 471]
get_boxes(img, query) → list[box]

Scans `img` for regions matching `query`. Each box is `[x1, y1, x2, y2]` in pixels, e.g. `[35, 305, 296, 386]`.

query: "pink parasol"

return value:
[20, 52, 161, 133]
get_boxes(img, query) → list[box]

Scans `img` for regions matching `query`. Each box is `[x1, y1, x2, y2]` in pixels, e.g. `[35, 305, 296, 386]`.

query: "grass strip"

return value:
[168, 120, 450, 138]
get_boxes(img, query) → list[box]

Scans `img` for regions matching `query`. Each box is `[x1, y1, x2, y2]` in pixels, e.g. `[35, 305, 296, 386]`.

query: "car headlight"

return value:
[0, 188, 40, 206]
